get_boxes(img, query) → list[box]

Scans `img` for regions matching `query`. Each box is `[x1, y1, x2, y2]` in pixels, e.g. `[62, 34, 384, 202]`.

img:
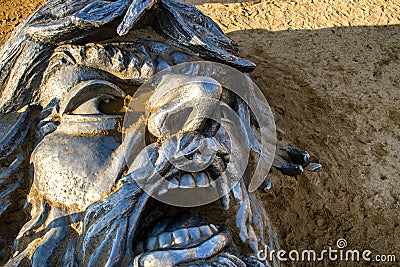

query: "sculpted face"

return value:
[0, 0, 318, 266]
[14, 42, 278, 266]
[30, 42, 234, 211]
[30, 43, 226, 210]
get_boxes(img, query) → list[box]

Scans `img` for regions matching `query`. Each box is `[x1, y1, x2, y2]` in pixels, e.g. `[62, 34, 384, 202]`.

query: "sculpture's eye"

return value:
[72, 96, 126, 115]
[98, 97, 126, 115]
[59, 80, 127, 116]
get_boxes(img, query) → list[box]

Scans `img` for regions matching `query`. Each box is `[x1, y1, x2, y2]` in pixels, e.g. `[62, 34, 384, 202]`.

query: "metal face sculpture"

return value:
[0, 0, 319, 266]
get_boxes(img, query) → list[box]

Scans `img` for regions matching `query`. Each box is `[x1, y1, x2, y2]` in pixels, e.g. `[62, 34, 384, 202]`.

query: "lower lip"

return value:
[134, 227, 231, 267]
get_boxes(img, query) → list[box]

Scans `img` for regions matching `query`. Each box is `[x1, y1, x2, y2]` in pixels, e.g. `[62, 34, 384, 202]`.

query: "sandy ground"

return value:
[1, 0, 399, 265]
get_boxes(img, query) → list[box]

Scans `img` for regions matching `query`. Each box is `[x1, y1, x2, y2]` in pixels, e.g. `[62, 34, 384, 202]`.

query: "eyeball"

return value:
[72, 96, 125, 115]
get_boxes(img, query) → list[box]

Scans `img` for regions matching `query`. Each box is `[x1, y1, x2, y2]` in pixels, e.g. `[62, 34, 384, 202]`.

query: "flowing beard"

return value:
[7, 102, 280, 266]
[7, 183, 150, 266]
[7, 169, 279, 267]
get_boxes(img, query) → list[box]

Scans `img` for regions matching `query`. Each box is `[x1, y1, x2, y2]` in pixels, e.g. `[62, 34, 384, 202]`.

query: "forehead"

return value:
[38, 41, 194, 108]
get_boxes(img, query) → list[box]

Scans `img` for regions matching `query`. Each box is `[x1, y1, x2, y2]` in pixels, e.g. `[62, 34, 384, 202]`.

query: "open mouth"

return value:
[115, 108, 271, 266]
[127, 129, 247, 265]
[131, 198, 238, 267]
[130, 139, 237, 266]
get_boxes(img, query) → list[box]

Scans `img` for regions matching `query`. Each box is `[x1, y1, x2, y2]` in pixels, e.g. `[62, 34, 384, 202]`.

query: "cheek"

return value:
[31, 132, 121, 211]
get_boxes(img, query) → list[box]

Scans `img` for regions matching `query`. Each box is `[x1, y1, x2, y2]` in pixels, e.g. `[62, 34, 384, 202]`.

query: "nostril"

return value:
[200, 118, 220, 136]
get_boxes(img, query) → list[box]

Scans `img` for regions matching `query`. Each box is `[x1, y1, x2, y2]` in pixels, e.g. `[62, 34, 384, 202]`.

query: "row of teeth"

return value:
[137, 224, 219, 252]
[158, 172, 215, 195]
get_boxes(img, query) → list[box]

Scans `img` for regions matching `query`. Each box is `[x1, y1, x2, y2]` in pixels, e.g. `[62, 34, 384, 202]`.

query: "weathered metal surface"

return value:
[0, 0, 319, 266]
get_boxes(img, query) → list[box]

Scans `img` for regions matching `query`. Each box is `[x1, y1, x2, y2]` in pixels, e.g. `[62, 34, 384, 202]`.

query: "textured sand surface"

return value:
[0, 0, 399, 265]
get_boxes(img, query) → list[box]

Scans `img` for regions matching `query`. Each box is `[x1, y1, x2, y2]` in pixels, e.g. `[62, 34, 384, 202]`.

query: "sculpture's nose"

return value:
[147, 74, 223, 138]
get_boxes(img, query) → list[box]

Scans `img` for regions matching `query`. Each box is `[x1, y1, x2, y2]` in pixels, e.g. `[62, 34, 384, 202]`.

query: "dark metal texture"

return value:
[0, 0, 318, 266]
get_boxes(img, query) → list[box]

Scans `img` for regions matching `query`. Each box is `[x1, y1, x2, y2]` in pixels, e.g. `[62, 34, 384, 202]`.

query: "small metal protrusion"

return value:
[306, 163, 322, 172]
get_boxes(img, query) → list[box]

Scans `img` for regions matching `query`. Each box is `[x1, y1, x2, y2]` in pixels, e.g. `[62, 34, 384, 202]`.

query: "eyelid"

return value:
[59, 80, 126, 115]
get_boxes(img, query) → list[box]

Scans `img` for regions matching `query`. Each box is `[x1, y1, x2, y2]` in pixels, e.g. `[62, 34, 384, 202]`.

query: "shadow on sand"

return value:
[228, 24, 400, 260]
